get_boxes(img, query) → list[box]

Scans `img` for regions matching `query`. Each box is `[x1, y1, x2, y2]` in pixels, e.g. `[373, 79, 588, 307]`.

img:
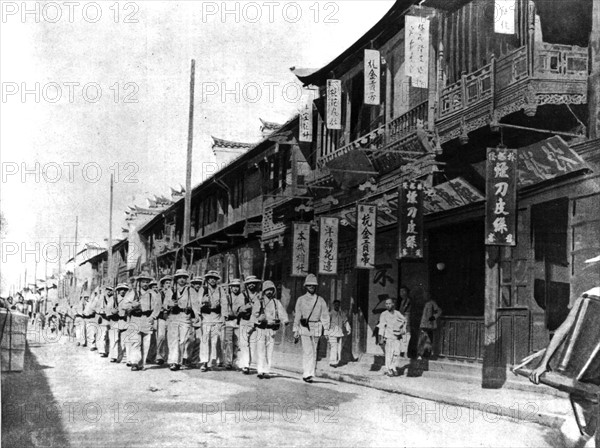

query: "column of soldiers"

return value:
[69, 269, 312, 380]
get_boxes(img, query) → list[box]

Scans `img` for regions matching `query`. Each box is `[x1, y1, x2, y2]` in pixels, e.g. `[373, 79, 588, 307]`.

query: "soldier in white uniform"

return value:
[165, 269, 194, 371]
[237, 275, 261, 374]
[189, 276, 204, 368]
[223, 279, 243, 370]
[327, 299, 351, 367]
[252, 280, 288, 379]
[83, 293, 98, 351]
[96, 286, 114, 358]
[155, 275, 172, 365]
[123, 274, 161, 371]
[376, 298, 407, 376]
[108, 283, 129, 363]
[199, 270, 228, 371]
[74, 296, 88, 346]
[293, 274, 330, 383]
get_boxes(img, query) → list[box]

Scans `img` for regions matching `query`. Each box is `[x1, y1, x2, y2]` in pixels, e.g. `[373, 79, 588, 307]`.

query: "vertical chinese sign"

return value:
[485, 147, 517, 246]
[356, 204, 377, 269]
[319, 217, 339, 275]
[494, 0, 516, 34]
[405, 15, 430, 88]
[299, 92, 313, 143]
[326, 79, 342, 130]
[398, 181, 424, 259]
[291, 223, 311, 277]
[364, 49, 380, 106]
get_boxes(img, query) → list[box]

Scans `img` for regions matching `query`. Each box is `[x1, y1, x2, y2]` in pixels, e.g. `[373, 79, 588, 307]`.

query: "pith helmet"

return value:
[304, 274, 318, 286]
[262, 280, 276, 291]
[229, 279, 241, 287]
[149, 279, 158, 287]
[205, 270, 221, 280]
[159, 275, 172, 285]
[173, 269, 190, 279]
[190, 276, 204, 285]
[105, 286, 114, 292]
[244, 275, 261, 284]
[137, 273, 153, 282]
[115, 284, 129, 292]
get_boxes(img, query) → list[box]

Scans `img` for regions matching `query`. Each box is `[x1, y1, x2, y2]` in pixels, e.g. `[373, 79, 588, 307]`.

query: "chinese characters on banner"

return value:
[486, 147, 517, 245]
[299, 92, 314, 143]
[319, 217, 339, 275]
[326, 79, 342, 130]
[494, 0, 516, 34]
[364, 49, 380, 106]
[405, 15, 430, 88]
[356, 204, 377, 269]
[398, 181, 424, 259]
[291, 223, 311, 277]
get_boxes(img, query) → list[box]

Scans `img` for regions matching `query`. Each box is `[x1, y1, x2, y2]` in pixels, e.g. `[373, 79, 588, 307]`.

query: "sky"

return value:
[0, 0, 396, 293]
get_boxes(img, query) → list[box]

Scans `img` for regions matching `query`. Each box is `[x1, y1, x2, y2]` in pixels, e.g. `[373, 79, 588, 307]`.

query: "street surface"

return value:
[2, 333, 567, 448]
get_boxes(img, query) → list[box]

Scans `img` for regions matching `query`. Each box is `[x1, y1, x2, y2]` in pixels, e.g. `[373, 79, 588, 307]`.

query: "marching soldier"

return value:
[74, 295, 87, 346]
[85, 291, 100, 351]
[327, 299, 351, 367]
[223, 279, 243, 370]
[108, 283, 129, 363]
[293, 274, 330, 383]
[96, 286, 114, 358]
[165, 269, 194, 371]
[189, 276, 205, 367]
[199, 270, 227, 372]
[252, 280, 288, 379]
[150, 279, 159, 292]
[237, 275, 261, 374]
[123, 274, 161, 371]
[155, 275, 172, 365]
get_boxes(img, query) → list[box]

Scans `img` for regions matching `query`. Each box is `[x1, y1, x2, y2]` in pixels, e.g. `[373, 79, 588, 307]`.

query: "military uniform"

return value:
[293, 274, 330, 381]
[222, 280, 243, 369]
[200, 274, 228, 369]
[166, 271, 194, 369]
[238, 278, 261, 372]
[74, 298, 87, 346]
[124, 283, 161, 370]
[84, 293, 99, 350]
[108, 285, 129, 362]
[253, 282, 288, 378]
[155, 276, 172, 364]
[95, 288, 113, 357]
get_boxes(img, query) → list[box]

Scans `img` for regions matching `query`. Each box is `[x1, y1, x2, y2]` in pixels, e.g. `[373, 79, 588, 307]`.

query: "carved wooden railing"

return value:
[315, 101, 429, 170]
[534, 42, 588, 80]
[438, 41, 588, 121]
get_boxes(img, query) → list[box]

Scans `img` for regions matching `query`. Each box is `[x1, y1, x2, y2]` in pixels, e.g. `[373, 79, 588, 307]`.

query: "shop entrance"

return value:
[428, 219, 486, 361]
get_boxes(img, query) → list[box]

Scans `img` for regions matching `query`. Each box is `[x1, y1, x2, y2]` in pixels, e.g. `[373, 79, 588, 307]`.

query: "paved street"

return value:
[2, 334, 567, 448]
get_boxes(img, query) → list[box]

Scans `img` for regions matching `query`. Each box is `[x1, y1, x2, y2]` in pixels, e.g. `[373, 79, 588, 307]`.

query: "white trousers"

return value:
[301, 335, 320, 378]
[85, 318, 97, 348]
[200, 323, 222, 364]
[97, 324, 109, 354]
[255, 328, 275, 374]
[109, 327, 126, 361]
[385, 338, 401, 371]
[156, 318, 168, 362]
[237, 325, 255, 369]
[167, 319, 192, 365]
[75, 317, 86, 345]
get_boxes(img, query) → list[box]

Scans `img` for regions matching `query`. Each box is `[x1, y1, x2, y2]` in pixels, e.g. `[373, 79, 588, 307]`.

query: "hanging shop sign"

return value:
[326, 79, 342, 130]
[485, 147, 517, 246]
[319, 217, 339, 275]
[405, 15, 430, 88]
[398, 181, 424, 259]
[291, 223, 311, 277]
[356, 204, 377, 269]
[299, 92, 314, 142]
[364, 49, 381, 106]
[494, 0, 516, 34]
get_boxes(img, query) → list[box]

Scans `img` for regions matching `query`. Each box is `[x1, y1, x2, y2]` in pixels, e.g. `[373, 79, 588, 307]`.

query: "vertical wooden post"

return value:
[482, 245, 506, 388]
[107, 174, 114, 285]
[589, 0, 600, 139]
[183, 59, 196, 245]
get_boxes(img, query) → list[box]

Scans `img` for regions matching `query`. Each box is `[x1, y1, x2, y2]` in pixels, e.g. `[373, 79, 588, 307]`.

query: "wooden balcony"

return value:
[436, 41, 588, 144]
[308, 101, 432, 185]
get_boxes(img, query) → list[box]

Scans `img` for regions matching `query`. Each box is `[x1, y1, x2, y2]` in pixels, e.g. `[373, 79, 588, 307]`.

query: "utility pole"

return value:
[183, 59, 196, 246]
[107, 174, 114, 286]
[73, 216, 78, 297]
[58, 235, 62, 304]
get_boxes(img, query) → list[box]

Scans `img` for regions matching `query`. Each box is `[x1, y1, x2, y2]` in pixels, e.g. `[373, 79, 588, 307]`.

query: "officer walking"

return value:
[237, 275, 261, 374]
[165, 269, 194, 371]
[155, 275, 172, 365]
[124, 274, 161, 371]
[108, 283, 129, 363]
[253, 280, 288, 379]
[293, 274, 330, 383]
[199, 270, 227, 371]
